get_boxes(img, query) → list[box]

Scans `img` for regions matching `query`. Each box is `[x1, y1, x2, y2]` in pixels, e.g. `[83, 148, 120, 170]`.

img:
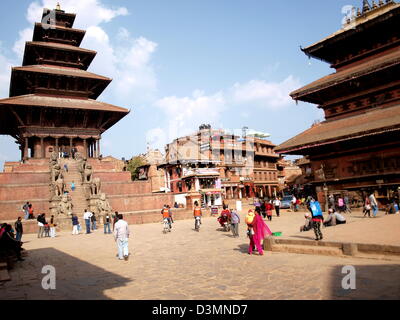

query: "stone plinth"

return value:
[185, 192, 202, 210]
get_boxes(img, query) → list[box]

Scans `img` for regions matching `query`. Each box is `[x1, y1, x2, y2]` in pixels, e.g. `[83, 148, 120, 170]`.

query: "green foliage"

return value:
[127, 156, 146, 181]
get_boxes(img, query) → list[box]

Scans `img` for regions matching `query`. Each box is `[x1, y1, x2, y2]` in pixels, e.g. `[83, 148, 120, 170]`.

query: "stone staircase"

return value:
[59, 159, 88, 217]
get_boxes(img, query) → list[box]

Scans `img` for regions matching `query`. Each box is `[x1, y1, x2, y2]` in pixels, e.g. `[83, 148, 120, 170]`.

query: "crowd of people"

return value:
[6, 189, 398, 265]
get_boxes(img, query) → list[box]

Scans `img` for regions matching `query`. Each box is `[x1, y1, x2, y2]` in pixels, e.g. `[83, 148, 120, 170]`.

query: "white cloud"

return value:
[26, 0, 128, 29]
[147, 75, 301, 146]
[13, 28, 33, 59]
[146, 128, 167, 152]
[0, 44, 14, 98]
[154, 90, 226, 141]
[230, 75, 301, 108]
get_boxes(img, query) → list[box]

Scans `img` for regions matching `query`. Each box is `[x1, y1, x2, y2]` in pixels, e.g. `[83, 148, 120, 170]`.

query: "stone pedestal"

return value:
[89, 195, 100, 214]
[185, 192, 202, 211]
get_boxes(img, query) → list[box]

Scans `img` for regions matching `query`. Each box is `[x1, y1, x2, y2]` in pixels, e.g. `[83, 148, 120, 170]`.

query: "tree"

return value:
[126, 156, 147, 181]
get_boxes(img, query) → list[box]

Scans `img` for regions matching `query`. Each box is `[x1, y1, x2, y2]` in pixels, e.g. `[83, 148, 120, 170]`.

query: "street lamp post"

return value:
[323, 183, 329, 212]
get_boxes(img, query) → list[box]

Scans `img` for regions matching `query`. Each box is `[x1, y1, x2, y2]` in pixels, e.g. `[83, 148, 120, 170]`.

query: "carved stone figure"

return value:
[96, 193, 112, 219]
[77, 157, 87, 183]
[57, 194, 73, 216]
[49, 151, 58, 166]
[84, 164, 93, 183]
[51, 164, 62, 182]
[55, 177, 65, 196]
[90, 177, 101, 196]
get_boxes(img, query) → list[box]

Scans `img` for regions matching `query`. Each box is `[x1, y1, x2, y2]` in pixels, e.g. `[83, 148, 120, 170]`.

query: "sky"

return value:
[0, 0, 364, 169]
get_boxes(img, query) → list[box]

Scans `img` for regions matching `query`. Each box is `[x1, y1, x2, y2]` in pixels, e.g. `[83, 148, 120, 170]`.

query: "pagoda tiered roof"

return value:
[0, 94, 128, 113]
[275, 103, 400, 154]
[23, 41, 96, 70]
[32, 22, 85, 47]
[303, 1, 400, 68]
[0, 4, 129, 141]
[291, 48, 400, 104]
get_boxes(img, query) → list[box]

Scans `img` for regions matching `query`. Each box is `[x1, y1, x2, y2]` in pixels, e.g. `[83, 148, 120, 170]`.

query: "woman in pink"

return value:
[248, 210, 272, 255]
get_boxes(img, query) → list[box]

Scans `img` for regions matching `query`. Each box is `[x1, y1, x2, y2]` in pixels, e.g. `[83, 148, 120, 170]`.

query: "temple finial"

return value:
[56, 2, 61, 11]
[362, 0, 371, 13]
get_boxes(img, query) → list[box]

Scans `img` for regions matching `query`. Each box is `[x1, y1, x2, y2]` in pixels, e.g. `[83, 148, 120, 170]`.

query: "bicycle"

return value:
[163, 218, 171, 234]
[194, 216, 201, 232]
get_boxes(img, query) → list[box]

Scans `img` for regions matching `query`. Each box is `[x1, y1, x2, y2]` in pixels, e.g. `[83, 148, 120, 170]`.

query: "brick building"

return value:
[159, 125, 282, 206]
[253, 138, 281, 198]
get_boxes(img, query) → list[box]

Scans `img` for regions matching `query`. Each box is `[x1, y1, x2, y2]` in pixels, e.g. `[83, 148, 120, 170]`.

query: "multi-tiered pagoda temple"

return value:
[276, 0, 400, 207]
[0, 5, 129, 160]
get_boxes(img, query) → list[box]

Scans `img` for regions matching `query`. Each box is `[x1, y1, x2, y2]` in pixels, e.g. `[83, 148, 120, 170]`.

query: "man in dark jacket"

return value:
[15, 217, 23, 242]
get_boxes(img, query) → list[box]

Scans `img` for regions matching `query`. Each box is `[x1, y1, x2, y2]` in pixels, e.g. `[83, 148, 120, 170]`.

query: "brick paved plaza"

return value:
[1, 209, 399, 300]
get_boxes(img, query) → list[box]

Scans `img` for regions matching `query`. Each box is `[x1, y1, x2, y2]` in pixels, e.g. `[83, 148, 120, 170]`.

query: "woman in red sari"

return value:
[248, 209, 272, 255]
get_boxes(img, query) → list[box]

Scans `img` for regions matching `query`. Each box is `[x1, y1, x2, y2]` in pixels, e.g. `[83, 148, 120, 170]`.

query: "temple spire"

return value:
[56, 2, 61, 11]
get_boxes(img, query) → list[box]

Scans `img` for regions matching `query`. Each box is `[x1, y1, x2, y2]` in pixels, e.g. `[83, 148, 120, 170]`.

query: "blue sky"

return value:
[0, 0, 363, 168]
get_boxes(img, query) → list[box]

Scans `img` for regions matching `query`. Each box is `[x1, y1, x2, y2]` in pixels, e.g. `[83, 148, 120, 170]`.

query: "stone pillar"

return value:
[69, 137, 73, 153]
[24, 137, 29, 159]
[41, 137, 45, 158]
[55, 137, 59, 155]
[97, 138, 101, 158]
[83, 139, 87, 158]
[94, 141, 97, 158]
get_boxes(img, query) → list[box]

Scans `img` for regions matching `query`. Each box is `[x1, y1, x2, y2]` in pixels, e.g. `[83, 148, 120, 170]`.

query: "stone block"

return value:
[342, 243, 358, 256]
[263, 236, 275, 251]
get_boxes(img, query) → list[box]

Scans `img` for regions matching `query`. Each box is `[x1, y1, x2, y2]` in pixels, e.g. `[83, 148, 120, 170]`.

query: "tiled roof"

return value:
[275, 104, 400, 153]
[0, 94, 129, 113]
[303, 3, 400, 59]
[25, 41, 96, 54]
[291, 49, 400, 100]
[12, 65, 110, 81]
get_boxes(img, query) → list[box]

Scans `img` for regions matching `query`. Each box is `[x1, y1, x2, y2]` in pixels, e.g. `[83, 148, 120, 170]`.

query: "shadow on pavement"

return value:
[329, 264, 400, 299]
[234, 244, 250, 254]
[0, 247, 132, 300]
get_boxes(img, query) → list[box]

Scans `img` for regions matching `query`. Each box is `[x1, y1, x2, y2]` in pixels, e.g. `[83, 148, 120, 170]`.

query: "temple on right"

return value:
[275, 0, 400, 209]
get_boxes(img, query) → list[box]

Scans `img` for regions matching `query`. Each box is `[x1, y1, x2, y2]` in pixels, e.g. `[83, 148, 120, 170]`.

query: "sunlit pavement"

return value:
[1, 209, 399, 300]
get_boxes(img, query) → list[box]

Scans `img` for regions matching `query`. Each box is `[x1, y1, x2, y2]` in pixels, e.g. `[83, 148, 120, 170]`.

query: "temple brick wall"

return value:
[0, 199, 49, 221]
[108, 193, 175, 212]
[0, 184, 49, 201]
[101, 181, 152, 195]
[0, 172, 49, 184]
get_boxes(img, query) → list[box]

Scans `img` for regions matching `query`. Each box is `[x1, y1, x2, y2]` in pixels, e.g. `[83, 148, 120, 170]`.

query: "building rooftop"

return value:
[275, 103, 400, 154]
[303, 1, 400, 64]
[12, 65, 111, 81]
[291, 48, 400, 103]
[0, 94, 129, 113]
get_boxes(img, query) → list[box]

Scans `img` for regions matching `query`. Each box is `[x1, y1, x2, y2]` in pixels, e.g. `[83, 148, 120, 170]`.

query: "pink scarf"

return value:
[252, 214, 272, 242]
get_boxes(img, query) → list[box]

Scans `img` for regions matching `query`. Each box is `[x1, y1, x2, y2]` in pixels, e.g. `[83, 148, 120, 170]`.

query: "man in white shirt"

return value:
[83, 209, 93, 234]
[114, 214, 130, 261]
[291, 195, 297, 212]
[369, 193, 378, 217]
[273, 198, 281, 217]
